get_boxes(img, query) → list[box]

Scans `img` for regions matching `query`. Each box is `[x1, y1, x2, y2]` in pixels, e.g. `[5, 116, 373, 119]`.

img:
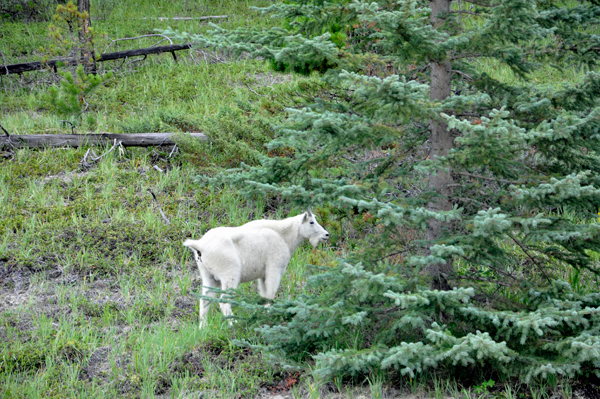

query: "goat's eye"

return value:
[310, 221, 314, 225]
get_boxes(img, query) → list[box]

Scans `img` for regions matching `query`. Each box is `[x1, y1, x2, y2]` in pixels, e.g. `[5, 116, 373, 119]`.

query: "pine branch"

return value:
[459, 254, 524, 283]
[453, 196, 488, 208]
[507, 233, 552, 284]
[376, 247, 414, 262]
[455, 172, 521, 185]
[457, 275, 514, 287]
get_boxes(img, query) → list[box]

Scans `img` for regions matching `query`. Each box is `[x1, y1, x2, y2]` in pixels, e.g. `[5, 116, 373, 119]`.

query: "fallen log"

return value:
[0, 132, 207, 149]
[0, 43, 193, 75]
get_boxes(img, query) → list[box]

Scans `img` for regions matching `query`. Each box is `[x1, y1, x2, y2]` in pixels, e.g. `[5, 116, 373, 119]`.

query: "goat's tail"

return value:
[183, 239, 203, 262]
[183, 239, 201, 252]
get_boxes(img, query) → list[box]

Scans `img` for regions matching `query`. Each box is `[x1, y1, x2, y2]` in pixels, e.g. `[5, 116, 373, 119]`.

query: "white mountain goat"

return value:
[183, 209, 329, 328]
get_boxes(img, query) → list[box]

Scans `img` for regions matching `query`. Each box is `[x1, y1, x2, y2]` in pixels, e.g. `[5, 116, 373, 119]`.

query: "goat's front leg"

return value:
[257, 278, 267, 297]
[262, 265, 285, 300]
[257, 278, 273, 309]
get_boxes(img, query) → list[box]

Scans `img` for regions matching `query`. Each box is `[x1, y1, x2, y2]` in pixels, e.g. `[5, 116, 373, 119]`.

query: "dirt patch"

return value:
[0, 260, 32, 292]
[170, 349, 205, 379]
[0, 262, 127, 342]
[79, 346, 114, 381]
[172, 295, 198, 319]
[0, 262, 81, 311]
[573, 375, 600, 399]
[261, 372, 301, 396]
[254, 383, 437, 399]
[43, 171, 89, 184]
[172, 339, 254, 373]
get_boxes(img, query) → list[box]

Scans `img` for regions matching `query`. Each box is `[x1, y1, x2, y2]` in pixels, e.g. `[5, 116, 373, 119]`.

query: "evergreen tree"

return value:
[165, 0, 600, 382]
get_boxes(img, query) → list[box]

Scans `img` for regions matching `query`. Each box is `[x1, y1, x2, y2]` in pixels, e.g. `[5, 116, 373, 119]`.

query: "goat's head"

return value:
[301, 209, 330, 247]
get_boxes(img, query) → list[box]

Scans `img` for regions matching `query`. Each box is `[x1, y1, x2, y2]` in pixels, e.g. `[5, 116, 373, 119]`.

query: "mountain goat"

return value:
[183, 209, 329, 328]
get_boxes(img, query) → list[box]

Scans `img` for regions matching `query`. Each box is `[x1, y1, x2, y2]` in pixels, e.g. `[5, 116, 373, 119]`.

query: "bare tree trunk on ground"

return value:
[0, 133, 207, 149]
[427, 0, 454, 290]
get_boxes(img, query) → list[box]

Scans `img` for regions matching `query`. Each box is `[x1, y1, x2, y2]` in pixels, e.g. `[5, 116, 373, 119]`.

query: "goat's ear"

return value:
[302, 212, 309, 223]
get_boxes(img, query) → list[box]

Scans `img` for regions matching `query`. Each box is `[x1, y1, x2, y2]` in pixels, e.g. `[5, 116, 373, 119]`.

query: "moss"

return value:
[1, 337, 87, 375]
[1, 343, 47, 374]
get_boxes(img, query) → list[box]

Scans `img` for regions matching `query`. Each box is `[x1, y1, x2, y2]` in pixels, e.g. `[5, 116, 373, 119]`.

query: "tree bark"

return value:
[77, 0, 91, 31]
[77, 0, 96, 71]
[428, 0, 454, 290]
[0, 133, 207, 149]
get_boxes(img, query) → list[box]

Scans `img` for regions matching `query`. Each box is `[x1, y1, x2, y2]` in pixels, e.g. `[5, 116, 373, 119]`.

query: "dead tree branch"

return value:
[148, 189, 171, 225]
[0, 43, 193, 75]
[90, 139, 121, 161]
[0, 124, 10, 137]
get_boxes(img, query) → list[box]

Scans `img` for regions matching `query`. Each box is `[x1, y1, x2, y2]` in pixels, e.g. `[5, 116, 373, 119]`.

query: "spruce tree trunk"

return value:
[427, 0, 454, 290]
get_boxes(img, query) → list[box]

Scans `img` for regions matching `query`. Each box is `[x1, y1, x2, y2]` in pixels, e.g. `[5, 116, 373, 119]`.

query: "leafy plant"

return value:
[474, 379, 495, 395]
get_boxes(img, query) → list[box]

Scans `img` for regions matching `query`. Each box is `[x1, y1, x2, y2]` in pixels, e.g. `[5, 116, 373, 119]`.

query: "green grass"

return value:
[1, 0, 596, 397]
[0, 58, 317, 135]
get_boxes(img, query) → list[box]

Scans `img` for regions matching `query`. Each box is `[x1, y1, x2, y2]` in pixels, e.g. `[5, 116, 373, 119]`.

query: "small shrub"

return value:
[118, 108, 200, 133]
[48, 64, 112, 122]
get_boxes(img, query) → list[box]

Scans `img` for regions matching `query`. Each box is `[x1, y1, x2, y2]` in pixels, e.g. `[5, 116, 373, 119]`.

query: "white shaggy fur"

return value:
[183, 209, 329, 328]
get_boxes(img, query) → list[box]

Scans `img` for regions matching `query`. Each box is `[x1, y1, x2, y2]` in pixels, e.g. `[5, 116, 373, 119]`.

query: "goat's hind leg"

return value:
[192, 249, 218, 329]
[218, 275, 241, 326]
[199, 273, 219, 329]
